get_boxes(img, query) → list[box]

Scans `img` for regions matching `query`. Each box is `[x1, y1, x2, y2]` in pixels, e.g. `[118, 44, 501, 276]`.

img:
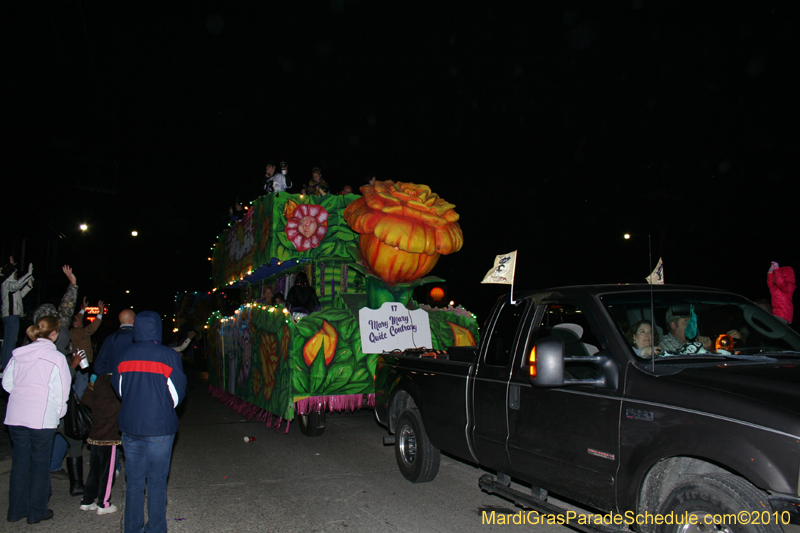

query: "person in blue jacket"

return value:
[111, 310, 187, 533]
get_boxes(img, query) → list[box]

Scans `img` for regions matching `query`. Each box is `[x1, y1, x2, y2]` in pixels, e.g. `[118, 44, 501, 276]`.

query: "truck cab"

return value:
[378, 284, 800, 532]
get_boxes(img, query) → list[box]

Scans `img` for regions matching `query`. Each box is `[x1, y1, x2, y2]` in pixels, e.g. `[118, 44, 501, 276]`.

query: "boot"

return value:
[66, 457, 85, 497]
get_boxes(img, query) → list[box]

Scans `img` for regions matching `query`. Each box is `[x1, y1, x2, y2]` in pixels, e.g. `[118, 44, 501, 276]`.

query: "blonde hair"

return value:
[26, 316, 60, 341]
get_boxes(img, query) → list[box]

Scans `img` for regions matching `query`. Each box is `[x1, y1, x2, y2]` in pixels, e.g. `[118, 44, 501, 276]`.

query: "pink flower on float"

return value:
[285, 204, 329, 252]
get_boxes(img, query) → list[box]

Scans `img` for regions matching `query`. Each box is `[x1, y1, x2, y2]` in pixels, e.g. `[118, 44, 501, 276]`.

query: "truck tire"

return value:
[656, 474, 782, 533]
[395, 408, 440, 483]
[298, 409, 326, 437]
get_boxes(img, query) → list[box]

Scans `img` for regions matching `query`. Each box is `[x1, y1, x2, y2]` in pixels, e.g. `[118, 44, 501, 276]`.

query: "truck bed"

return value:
[378, 348, 476, 461]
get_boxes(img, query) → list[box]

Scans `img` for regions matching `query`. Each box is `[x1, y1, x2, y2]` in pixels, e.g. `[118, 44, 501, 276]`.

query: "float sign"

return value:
[359, 302, 432, 354]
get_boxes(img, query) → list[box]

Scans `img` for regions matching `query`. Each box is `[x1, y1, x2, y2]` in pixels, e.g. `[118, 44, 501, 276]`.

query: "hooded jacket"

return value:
[768, 266, 795, 323]
[111, 311, 187, 436]
[2, 338, 71, 429]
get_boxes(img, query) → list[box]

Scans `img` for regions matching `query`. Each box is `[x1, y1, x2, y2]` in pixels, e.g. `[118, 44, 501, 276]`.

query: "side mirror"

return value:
[529, 337, 565, 387]
[529, 337, 616, 389]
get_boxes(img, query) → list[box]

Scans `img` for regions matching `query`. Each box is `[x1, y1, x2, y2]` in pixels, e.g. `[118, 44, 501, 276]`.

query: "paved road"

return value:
[1, 369, 573, 533]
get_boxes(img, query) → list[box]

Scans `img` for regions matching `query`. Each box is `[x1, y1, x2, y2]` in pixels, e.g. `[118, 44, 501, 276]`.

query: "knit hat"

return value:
[33, 304, 58, 323]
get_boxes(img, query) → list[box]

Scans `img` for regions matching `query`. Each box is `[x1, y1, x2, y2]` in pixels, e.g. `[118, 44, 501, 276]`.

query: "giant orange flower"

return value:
[344, 181, 463, 285]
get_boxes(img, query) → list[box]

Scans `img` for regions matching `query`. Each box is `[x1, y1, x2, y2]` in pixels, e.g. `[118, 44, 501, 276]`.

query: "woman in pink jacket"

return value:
[2, 316, 71, 524]
[768, 262, 795, 324]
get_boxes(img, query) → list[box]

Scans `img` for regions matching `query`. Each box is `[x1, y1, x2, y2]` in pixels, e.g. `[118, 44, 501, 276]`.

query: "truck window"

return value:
[531, 303, 601, 353]
[600, 290, 800, 359]
[484, 301, 528, 367]
[528, 303, 603, 379]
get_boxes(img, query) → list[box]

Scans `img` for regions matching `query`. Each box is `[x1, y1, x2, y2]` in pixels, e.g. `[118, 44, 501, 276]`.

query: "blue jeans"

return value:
[122, 433, 175, 533]
[7, 426, 55, 523]
[50, 433, 68, 471]
[2, 314, 21, 369]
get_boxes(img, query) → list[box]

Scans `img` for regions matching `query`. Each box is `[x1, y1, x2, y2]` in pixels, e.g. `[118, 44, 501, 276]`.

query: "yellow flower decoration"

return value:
[303, 320, 338, 366]
[254, 332, 279, 401]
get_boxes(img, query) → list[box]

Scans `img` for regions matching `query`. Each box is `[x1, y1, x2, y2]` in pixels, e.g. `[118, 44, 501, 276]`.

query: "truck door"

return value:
[506, 299, 622, 511]
[471, 298, 531, 474]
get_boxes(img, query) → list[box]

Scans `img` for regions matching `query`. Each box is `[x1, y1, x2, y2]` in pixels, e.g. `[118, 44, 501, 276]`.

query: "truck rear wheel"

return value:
[298, 409, 326, 437]
[656, 474, 782, 533]
[395, 408, 440, 483]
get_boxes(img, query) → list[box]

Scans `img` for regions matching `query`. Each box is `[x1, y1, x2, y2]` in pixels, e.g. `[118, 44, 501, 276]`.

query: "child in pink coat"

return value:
[768, 262, 795, 324]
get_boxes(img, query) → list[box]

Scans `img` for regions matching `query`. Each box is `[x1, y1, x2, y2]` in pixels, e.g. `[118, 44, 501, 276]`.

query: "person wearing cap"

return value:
[659, 308, 712, 353]
[70, 296, 105, 364]
[1, 256, 34, 369]
[30, 266, 79, 359]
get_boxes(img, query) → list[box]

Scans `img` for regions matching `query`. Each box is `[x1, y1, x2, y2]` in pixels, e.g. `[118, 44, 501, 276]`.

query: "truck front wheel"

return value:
[395, 408, 440, 483]
[656, 474, 782, 533]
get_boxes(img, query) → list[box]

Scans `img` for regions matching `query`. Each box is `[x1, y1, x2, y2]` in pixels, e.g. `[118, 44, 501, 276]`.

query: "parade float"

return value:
[205, 181, 479, 436]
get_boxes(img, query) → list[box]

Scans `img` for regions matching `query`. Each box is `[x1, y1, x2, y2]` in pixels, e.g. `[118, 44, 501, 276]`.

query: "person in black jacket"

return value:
[78, 373, 122, 515]
[286, 272, 320, 314]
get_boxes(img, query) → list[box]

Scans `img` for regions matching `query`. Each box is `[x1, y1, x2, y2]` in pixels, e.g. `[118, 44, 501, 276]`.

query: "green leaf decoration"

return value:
[295, 317, 323, 338]
[333, 347, 353, 364]
[346, 244, 362, 262]
[293, 361, 310, 392]
[323, 364, 354, 390]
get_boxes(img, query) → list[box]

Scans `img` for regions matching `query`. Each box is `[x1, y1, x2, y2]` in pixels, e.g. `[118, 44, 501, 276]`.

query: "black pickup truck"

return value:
[376, 284, 800, 533]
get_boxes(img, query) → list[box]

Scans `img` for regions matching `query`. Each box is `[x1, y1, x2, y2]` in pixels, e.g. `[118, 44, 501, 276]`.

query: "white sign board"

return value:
[359, 302, 432, 354]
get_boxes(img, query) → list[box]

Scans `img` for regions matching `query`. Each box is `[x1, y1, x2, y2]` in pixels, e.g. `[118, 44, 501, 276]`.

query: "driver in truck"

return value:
[659, 307, 713, 354]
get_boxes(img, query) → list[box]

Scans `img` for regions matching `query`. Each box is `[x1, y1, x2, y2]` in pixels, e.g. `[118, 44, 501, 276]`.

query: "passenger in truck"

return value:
[627, 320, 662, 358]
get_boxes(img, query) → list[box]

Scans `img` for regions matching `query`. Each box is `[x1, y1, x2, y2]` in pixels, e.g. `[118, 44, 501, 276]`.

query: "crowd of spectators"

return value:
[1, 261, 187, 528]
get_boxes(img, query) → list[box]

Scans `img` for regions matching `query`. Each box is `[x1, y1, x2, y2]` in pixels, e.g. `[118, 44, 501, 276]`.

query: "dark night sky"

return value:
[3, 2, 797, 320]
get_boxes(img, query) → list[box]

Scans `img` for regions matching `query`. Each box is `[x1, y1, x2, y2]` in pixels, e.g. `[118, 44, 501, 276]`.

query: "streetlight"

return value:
[623, 233, 631, 240]
[131, 230, 138, 237]
[79, 224, 88, 231]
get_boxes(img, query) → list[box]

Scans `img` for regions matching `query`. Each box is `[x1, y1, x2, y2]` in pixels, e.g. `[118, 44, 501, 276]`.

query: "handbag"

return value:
[64, 386, 92, 441]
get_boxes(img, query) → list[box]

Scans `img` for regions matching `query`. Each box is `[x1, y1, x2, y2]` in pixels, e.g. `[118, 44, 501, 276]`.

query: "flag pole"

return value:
[509, 251, 517, 305]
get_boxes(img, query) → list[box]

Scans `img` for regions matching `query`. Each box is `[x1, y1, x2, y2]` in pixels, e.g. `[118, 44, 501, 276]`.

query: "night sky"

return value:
[3, 2, 797, 321]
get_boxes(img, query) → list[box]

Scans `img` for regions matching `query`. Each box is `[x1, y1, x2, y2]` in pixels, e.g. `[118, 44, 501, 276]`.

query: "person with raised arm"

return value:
[1, 256, 34, 369]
